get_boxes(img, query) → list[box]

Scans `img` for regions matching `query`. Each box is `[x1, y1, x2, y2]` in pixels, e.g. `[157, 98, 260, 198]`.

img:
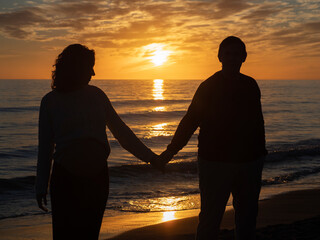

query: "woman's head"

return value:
[51, 44, 95, 92]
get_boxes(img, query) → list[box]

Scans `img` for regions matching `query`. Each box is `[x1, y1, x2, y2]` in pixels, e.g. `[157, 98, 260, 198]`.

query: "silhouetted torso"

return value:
[167, 71, 267, 162]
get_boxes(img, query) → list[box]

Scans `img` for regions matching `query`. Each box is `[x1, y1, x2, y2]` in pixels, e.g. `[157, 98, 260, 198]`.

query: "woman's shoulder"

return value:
[87, 85, 108, 98]
[41, 90, 55, 103]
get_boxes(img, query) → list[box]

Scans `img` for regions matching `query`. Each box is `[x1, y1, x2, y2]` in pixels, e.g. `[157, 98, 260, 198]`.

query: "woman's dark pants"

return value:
[50, 163, 109, 240]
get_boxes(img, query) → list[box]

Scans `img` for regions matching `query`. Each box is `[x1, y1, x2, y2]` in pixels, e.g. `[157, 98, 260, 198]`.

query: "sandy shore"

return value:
[107, 188, 320, 240]
[1, 188, 320, 239]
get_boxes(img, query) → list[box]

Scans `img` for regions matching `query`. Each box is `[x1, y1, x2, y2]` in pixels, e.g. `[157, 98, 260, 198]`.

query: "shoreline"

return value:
[107, 188, 320, 240]
[1, 187, 320, 239]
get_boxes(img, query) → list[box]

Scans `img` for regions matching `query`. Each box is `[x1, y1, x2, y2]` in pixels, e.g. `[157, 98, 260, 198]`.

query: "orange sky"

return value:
[0, 0, 319, 80]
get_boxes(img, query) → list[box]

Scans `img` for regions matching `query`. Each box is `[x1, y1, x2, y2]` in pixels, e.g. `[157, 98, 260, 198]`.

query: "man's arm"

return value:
[160, 83, 206, 163]
[252, 79, 268, 155]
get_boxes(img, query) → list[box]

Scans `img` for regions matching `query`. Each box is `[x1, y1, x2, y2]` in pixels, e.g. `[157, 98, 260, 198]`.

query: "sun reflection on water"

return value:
[162, 211, 176, 222]
[122, 195, 200, 214]
[153, 79, 164, 100]
[147, 122, 171, 138]
[153, 106, 166, 112]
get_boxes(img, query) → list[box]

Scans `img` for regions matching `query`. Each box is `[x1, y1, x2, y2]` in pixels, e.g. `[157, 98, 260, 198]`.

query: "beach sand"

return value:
[1, 188, 320, 239]
[107, 188, 320, 240]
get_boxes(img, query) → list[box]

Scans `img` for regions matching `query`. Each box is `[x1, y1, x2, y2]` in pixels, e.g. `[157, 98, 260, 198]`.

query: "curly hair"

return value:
[51, 44, 95, 92]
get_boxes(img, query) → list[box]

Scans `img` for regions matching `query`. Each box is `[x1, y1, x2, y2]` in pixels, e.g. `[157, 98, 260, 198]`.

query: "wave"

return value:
[118, 110, 186, 120]
[0, 99, 189, 114]
[0, 146, 38, 159]
[262, 167, 320, 185]
[1, 139, 319, 193]
[111, 99, 190, 107]
[266, 139, 320, 163]
[0, 106, 39, 113]
[0, 176, 35, 193]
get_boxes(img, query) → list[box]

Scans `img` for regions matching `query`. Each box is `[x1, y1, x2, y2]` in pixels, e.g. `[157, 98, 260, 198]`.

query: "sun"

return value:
[144, 44, 172, 66]
[150, 48, 171, 66]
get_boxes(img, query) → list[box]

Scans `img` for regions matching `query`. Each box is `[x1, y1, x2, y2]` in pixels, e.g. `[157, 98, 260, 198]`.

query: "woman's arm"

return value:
[36, 95, 54, 212]
[104, 96, 157, 164]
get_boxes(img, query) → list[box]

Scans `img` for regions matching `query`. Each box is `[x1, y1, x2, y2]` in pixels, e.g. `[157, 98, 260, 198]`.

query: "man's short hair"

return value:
[218, 36, 247, 60]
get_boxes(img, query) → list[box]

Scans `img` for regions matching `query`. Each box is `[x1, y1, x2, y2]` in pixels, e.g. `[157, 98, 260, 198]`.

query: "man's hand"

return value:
[149, 154, 166, 173]
[36, 193, 49, 212]
[158, 149, 175, 168]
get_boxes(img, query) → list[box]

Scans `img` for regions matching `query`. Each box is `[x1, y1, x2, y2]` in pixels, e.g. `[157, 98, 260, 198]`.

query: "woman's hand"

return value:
[36, 193, 49, 212]
[159, 149, 175, 165]
[148, 154, 165, 173]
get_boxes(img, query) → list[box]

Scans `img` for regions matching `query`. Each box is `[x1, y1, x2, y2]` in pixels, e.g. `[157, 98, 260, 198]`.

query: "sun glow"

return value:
[144, 44, 171, 66]
[162, 211, 176, 222]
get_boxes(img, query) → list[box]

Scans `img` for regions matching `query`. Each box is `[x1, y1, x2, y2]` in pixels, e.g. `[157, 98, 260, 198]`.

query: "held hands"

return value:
[149, 149, 174, 173]
[159, 149, 175, 166]
[149, 154, 165, 173]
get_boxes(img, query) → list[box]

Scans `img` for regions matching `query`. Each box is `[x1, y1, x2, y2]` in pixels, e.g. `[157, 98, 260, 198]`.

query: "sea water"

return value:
[0, 79, 319, 225]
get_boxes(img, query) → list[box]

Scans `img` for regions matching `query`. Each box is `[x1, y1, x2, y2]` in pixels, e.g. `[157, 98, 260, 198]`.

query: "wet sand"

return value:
[1, 188, 320, 239]
[107, 188, 320, 240]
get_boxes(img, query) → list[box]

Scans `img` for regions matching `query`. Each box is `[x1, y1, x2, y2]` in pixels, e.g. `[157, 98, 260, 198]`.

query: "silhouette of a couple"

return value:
[36, 36, 267, 240]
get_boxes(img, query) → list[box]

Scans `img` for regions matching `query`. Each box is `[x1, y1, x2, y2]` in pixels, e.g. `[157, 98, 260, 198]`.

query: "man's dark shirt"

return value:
[167, 71, 267, 163]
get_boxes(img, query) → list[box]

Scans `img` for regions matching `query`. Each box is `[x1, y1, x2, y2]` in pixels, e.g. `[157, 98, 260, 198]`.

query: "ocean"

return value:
[0, 79, 320, 235]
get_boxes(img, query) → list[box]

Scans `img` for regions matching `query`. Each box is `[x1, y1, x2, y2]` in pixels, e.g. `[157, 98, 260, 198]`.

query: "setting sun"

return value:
[144, 44, 172, 67]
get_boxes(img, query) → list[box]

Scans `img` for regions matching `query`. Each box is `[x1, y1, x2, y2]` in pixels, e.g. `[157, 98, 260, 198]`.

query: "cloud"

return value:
[241, 4, 285, 22]
[0, 8, 46, 26]
[0, 0, 319, 60]
[2, 26, 31, 39]
[0, 0, 253, 42]
[0, 7, 48, 39]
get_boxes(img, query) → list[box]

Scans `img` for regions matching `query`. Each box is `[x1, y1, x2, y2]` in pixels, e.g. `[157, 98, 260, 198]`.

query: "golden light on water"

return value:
[153, 79, 164, 100]
[123, 195, 200, 215]
[162, 211, 176, 222]
[153, 123, 167, 130]
[149, 80, 170, 138]
[147, 122, 171, 138]
[153, 106, 166, 112]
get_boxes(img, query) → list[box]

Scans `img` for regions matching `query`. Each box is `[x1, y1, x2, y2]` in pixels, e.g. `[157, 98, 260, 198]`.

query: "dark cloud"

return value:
[51, 2, 105, 16]
[0, 8, 47, 26]
[261, 21, 320, 56]
[242, 6, 284, 22]
[271, 21, 320, 38]
[303, 22, 320, 32]
[0, 7, 47, 39]
[2, 26, 31, 39]
[216, 0, 252, 15]
[183, 0, 252, 20]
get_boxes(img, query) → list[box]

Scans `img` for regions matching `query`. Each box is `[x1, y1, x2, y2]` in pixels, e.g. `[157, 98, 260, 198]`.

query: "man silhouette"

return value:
[159, 36, 267, 240]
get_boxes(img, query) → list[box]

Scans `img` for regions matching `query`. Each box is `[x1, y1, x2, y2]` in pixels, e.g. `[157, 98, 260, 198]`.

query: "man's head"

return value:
[218, 36, 247, 73]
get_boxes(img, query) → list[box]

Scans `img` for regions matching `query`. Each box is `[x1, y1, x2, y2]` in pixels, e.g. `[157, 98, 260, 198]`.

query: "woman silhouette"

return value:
[35, 44, 158, 239]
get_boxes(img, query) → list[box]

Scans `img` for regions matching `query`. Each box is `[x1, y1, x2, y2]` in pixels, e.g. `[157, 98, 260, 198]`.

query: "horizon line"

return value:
[0, 78, 320, 81]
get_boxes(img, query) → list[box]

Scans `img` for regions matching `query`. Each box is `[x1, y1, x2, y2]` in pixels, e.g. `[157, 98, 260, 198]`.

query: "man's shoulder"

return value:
[205, 71, 222, 82]
[240, 73, 257, 84]
[200, 71, 222, 87]
[240, 73, 261, 96]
